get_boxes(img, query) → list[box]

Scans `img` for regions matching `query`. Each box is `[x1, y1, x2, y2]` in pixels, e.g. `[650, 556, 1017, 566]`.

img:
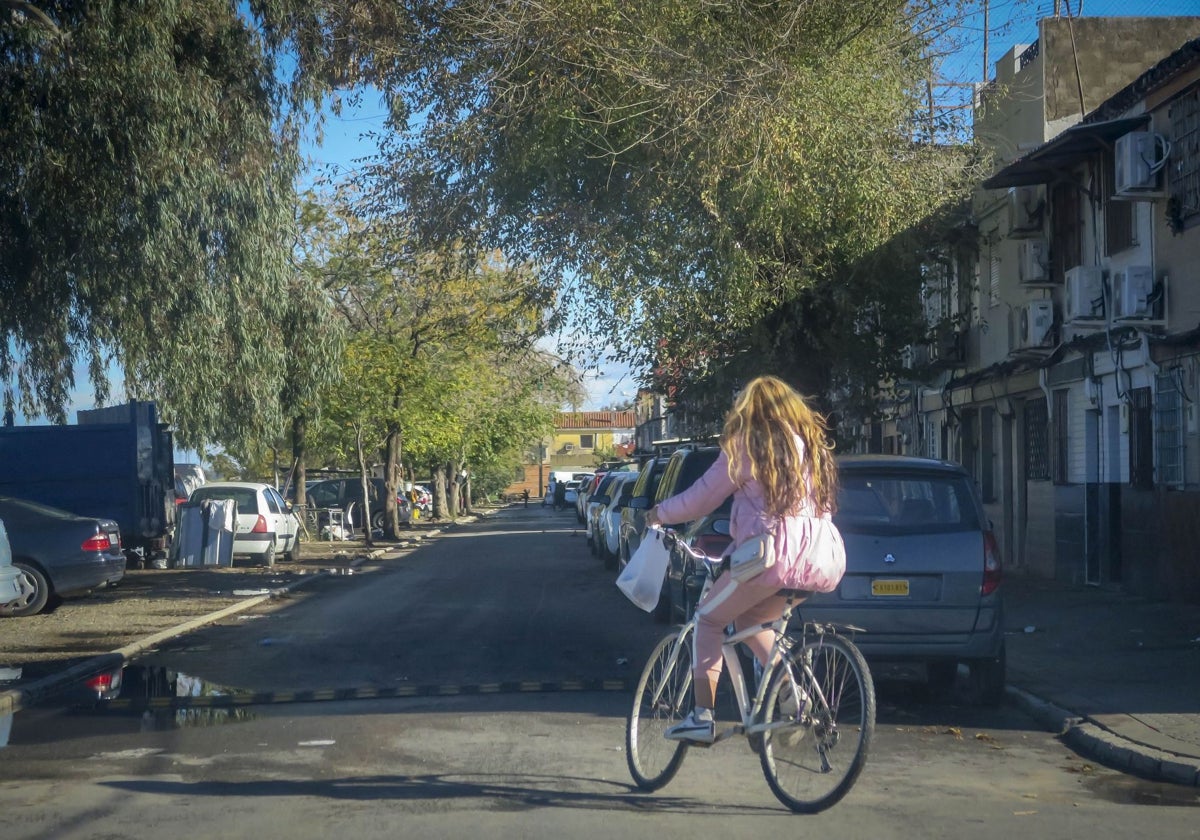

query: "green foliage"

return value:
[357, 0, 989, 401]
[0, 1, 346, 448]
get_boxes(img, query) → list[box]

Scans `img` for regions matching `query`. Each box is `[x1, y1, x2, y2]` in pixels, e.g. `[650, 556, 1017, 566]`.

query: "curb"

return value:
[1007, 685, 1200, 787]
[0, 548, 391, 718]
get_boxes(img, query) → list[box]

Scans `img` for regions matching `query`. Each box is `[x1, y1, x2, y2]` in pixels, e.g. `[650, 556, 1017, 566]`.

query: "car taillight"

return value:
[86, 670, 121, 695]
[692, 534, 731, 561]
[81, 533, 113, 552]
[251, 514, 269, 533]
[982, 530, 1002, 596]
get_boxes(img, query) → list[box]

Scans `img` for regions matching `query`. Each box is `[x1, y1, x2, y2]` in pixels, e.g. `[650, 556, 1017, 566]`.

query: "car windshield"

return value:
[834, 472, 979, 534]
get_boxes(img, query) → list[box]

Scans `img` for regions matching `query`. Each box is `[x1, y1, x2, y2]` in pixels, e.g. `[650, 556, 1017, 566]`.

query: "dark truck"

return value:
[0, 401, 177, 565]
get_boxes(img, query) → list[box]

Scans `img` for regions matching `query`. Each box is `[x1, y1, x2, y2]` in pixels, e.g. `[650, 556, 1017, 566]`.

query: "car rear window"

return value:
[677, 449, 720, 492]
[190, 487, 260, 514]
[835, 472, 979, 534]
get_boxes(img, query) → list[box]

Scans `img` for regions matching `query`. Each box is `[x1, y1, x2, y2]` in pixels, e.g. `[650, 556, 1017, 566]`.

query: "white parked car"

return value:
[0, 518, 25, 609]
[188, 482, 300, 567]
[599, 471, 639, 571]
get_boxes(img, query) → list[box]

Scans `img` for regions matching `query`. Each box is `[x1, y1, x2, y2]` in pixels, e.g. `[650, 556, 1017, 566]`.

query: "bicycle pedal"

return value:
[712, 726, 743, 744]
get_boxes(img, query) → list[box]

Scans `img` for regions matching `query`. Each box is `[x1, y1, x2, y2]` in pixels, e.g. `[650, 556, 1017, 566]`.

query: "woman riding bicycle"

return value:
[644, 375, 839, 744]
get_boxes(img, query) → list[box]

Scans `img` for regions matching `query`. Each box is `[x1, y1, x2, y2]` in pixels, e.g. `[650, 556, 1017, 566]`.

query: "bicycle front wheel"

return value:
[759, 633, 875, 813]
[626, 627, 693, 790]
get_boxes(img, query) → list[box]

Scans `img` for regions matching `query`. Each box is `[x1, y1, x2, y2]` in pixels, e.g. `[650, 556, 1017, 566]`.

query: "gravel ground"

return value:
[0, 519, 453, 673]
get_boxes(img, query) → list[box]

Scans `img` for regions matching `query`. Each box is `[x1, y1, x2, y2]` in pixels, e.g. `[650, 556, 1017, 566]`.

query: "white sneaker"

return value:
[664, 710, 715, 744]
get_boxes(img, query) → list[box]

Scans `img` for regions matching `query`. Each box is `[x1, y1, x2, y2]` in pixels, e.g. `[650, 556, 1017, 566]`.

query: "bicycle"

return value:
[625, 529, 876, 813]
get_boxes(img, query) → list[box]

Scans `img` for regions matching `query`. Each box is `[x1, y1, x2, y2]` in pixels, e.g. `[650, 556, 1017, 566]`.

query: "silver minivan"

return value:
[802, 455, 1006, 703]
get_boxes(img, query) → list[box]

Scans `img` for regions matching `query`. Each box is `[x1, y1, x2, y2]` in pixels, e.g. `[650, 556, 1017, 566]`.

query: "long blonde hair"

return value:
[721, 375, 838, 518]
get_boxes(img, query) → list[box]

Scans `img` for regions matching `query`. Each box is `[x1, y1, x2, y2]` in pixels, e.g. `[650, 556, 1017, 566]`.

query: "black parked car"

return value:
[628, 446, 727, 623]
[0, 496, 126, 617]
[304, 477, 411, 532]
[664, 494, 735, 623]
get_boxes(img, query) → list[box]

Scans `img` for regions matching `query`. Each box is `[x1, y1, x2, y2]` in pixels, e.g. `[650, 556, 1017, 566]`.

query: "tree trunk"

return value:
[385, 423, 402, 537]
[355, 424, 373, 547]
[432, 465, 449, 520]
[292, 414, 308, 508]
[446, 460, 461, 519]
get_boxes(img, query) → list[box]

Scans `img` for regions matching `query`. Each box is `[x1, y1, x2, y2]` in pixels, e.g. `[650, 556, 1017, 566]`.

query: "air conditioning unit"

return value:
[1111, 265, 1155, 319]
[1015, 300, 1054, 350]
[1064, 265, 1105, 322]
[1115, 132, 1171, 196]
[1008, 185, 1045, 238]
[1018, 239, 1050, 285]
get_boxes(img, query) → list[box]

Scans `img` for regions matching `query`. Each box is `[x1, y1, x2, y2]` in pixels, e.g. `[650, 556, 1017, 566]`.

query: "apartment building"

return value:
[895, 17, 1200, 601]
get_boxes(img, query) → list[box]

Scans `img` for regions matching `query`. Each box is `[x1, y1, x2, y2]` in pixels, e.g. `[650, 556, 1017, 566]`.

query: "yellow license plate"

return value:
[871, 579, 910, 597]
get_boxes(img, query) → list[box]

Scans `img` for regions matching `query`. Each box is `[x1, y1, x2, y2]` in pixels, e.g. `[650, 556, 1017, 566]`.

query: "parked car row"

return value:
[570, 450, 1008, 704]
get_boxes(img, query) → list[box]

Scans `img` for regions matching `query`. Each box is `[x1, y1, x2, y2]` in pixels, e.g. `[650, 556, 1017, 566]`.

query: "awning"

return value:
[981, 115, 1150, 190]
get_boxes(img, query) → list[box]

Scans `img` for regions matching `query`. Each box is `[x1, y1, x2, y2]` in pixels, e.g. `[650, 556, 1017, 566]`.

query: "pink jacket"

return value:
[657, 439, 839, 591]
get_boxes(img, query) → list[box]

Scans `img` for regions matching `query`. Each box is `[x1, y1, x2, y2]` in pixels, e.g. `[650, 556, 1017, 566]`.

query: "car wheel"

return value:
[967, 643, 1006, 706]
[282, 541, 297, 563]
[371, 509, 386, 531]
[603, 539, 618, 571]
[0, 562, 52, 617]
[258, 540, 277, 568]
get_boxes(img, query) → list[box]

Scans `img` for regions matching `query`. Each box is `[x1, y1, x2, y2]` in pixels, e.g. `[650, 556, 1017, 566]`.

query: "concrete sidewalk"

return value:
[1003, 573, 1200, 786]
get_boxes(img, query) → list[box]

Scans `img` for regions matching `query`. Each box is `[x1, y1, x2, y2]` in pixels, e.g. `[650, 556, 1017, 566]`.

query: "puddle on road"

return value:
[1083, 773, 1200, 807]
[1, 664, 257, 748]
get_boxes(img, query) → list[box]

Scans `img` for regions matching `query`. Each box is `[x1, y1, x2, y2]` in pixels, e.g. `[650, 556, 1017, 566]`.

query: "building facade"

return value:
[880, 17, 1200, 602]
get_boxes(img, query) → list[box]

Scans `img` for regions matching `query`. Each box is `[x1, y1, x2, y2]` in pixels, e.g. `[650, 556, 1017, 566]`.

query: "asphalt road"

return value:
[1, 506, 1197, 839]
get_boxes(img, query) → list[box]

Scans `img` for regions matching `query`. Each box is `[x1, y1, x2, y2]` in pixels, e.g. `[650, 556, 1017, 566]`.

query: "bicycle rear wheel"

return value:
[626, 627, 693, 790]
[759, 633, 875, 813]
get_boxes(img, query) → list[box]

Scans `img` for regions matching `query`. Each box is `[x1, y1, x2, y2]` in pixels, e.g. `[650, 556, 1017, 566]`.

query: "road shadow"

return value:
[100, 772, 782, 815]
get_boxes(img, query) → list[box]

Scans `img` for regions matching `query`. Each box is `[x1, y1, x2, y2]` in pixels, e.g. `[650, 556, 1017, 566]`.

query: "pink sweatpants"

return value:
[691, 573, 792, 708]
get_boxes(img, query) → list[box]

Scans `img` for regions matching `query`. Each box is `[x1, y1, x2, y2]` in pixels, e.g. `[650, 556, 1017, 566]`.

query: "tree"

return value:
[353, 0, 989, 403]
[0, 1, 350, 448]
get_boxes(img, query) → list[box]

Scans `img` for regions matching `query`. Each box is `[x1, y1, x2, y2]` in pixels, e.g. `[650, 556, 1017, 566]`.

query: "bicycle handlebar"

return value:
[649, 523, 725, 574]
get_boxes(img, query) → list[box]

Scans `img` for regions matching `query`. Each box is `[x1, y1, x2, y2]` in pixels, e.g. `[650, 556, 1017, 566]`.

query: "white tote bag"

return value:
[616, 528, 671, 611]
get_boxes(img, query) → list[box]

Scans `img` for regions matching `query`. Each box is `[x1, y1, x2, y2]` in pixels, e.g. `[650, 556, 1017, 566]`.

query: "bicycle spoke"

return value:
[626, 629, 692, 790]
[759, 634, 875, 813]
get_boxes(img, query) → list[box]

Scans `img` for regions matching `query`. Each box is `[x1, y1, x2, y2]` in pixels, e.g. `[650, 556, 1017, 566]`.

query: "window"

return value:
[579, 434, 595, 450]
[1169, 86, 1200, 230]
[1155, 371, 1185, 487]
[980, 407, 995, 502]
[1025, 397, 1050, 481]
[1128, 387, 1154, 490]
[1104, 150, 1137, 254]
[989, 249, 1000, 307]
[1051, 180, 1082, 282]
[1053, 389, 1070, 484]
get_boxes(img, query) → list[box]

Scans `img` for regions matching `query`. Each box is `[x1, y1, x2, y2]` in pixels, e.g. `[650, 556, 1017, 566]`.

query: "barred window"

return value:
[989, 250, 1001, 307]
[1155, 372, 1185, 487]
[1053, 390, 1069, 484]
[1129, 387, 1154, 490]
[1025, 398, 1050, 481]
[1169, 86, 1200, 229]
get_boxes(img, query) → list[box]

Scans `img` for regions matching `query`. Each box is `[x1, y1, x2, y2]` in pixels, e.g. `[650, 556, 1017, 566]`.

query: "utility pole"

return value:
[982, 0, 989, 83]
